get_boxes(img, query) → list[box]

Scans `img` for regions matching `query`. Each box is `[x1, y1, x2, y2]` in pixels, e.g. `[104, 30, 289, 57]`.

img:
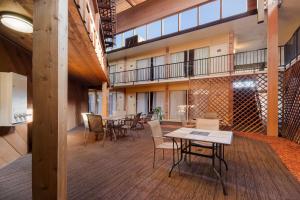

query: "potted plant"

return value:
[153, 107, 163, 121]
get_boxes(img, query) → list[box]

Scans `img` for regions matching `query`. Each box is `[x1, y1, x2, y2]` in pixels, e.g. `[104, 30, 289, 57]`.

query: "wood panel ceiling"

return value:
[0, 0, 108, 86]
[116, 0, 147, 14]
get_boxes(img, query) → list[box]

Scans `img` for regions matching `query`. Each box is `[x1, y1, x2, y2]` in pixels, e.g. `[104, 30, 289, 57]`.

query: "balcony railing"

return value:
[109, 49, 268, 86]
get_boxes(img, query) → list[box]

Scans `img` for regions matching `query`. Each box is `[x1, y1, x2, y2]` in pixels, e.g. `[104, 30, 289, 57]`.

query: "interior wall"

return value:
[0, 35, 89, 167]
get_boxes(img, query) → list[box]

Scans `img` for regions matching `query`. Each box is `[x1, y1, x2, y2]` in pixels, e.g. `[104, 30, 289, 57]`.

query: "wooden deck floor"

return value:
[0, 126, 300, 200]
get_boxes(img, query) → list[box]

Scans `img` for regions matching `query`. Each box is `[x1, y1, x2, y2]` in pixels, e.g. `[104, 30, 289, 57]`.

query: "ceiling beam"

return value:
[126, 0, 135, 7]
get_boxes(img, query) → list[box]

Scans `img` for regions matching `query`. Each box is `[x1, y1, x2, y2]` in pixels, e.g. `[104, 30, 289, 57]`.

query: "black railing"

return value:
[109, 48, 268, 86]
[282, 27, 300, 68]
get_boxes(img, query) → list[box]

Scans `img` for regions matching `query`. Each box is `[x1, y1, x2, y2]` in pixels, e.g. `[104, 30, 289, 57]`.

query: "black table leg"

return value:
[212, 143, 227, 195]
[169, 138, 183, 177]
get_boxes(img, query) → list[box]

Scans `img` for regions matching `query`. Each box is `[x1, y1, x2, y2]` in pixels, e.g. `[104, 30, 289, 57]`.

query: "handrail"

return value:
[109, 48, 269, 86]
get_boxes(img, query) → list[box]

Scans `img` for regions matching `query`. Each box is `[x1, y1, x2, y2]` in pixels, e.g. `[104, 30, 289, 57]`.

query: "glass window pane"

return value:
[134, 25, 147, 42]
[222, 0, 247, 18]
[147, 20, 161, 39]
[179, 8, 197, 30]
[123, 30, 134, 44]
[115, 33, 123, 49]
[162, 14, 178, 35]
[199, 0, 220, 25]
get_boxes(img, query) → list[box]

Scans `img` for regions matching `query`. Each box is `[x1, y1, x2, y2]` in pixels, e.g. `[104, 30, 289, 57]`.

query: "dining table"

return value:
[164, 127, 233, 195]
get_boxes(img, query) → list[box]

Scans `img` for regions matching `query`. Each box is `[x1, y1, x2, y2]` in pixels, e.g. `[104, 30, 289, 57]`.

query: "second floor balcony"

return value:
[109, 48, 277, 86]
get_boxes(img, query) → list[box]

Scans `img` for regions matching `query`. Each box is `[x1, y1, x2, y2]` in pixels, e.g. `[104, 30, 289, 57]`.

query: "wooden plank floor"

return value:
[0, 125, 299, 200]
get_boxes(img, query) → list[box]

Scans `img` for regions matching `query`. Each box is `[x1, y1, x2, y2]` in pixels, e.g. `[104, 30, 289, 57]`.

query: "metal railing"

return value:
[109, 48, 268, 86]
[281, 27, 300, 68]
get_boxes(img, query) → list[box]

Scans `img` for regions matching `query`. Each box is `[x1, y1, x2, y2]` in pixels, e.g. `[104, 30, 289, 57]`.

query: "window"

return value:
[179, 8, 197, 30]
[147, 20, 161, 39]
[115, 33, 123, 49]
[162, 14, 178, 35]
[222, 0, 247, 18]
[134, 25, 147, 42]
[199, 0, 220, 25]
[123, 30, 134, 44]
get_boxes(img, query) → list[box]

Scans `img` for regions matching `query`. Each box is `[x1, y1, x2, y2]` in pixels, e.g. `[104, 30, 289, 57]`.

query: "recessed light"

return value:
[0, 13, 33, 33]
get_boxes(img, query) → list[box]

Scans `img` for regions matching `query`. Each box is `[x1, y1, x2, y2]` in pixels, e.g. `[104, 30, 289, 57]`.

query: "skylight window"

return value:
[179, 8, 198, 30]
[162, 14, 178, 35]
[199, 0, 220, 25]
[134, 25, 147, 42]
[222, 0, 247, 18]
[147, 20, 161, 39]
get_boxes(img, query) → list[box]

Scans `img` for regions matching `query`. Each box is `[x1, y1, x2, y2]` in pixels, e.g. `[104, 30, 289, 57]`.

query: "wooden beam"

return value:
[267, 0, 279, 136]
[32, 0, 68, 199]
[102, 82, 109, 117]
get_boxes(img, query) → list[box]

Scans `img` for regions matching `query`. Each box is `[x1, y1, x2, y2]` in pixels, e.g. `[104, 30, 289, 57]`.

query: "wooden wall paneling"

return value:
[32, 0, 68, 199]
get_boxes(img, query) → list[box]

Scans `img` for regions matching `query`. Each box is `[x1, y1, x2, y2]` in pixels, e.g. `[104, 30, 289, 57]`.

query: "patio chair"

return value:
[121, 112, 142, 140]
[86, 114, 107, 146]
[138, 111, 154, 128]
[81, 112, 90, 145]
[148, 120, 181, 168]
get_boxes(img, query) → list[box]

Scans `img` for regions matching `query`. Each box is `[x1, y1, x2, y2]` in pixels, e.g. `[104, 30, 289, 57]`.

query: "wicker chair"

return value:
[148, 120, 181, 168]
[81, 113, 90, 145]
[87, 114, 107, 146]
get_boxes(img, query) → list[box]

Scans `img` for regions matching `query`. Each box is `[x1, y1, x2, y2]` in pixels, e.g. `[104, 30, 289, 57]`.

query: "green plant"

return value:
[153, 107, 163, 120]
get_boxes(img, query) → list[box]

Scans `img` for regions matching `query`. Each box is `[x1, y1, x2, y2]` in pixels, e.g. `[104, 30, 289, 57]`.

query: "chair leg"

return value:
[162, 149, 165, 160]
[177, 148, 181, 174]
[102, 131, 106, 147]
[153, 148, 156, 168]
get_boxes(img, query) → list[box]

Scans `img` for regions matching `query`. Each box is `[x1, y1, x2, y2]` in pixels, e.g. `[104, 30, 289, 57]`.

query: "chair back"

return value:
[148, 120, 164, 146]
[196, 118, 219, 131]
[203, 112, 218, 119]
[81, 113, 90, 129]
[145, 112, 153, 121]
[87, 114, 105, 133]
[131, 112, 142, 128]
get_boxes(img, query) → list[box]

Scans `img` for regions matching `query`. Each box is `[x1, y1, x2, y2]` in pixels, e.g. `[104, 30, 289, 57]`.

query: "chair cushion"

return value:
[157, 142, 181, 149]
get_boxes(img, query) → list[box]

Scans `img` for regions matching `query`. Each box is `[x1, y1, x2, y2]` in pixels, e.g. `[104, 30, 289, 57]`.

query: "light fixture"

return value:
[0, 13, 33, 33]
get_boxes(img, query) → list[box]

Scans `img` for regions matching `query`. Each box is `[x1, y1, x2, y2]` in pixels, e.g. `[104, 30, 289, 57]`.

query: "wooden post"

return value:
[102, 82, 109, 117]
[165, 85, 169, 120]
[32, 0, 68, 199]
[267, 0, 279, 136]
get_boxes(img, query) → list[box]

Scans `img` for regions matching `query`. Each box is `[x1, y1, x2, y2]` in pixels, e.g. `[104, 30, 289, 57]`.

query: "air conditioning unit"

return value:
[0, 72, 28, 126]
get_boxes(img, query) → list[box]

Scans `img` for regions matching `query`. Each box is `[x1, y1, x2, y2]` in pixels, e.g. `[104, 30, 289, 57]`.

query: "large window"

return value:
[147, 20, 161, 39]
[222, 0, 247, 18]
[179, 8, 198, 30]
[199, 0, 220, 25]
[123, 30, 134, 44]
[162, 14, 178, 35]
[115, 34, 123, 49]
[134, 25, 147, 42]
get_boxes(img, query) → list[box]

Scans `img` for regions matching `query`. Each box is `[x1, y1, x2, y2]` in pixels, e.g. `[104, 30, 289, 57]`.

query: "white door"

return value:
[153, 91, 165, 117]
[169, 90, 187, 120]
[210, 43, 229, 74]
[170, 52, 185, 78]
[127, 93, 136, 115]
[96, 91, 102, 115]
[137, 92, 149, 114]
[136, 59, 150, 81]
[88, 91, 96, 113]
[194, 47, 209, 75]
[109, 92, 117, 116]
[153, 55, 165, 79]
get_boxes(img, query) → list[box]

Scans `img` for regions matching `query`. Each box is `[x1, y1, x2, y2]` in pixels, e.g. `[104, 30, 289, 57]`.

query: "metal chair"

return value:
[87, 114, 107, 146]
[148, 120, 181, 168]
[121, 112, 142, 140]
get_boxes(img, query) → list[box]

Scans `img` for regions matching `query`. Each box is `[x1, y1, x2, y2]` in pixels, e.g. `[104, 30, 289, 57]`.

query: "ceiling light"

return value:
[0, 13, 33, 33]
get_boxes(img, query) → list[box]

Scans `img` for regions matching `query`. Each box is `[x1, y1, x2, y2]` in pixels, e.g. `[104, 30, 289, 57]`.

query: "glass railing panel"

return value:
[222, 0, 248, 18]
[179, 7, 198, 30]
[134, 25, 147, 42]
[147, 20, 162, 40]
[199, 0, 220, 25]
[162, 14, 178, 35]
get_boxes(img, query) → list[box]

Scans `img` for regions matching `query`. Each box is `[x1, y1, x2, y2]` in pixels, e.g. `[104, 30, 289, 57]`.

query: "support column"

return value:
[165, 85, 169, 120]
[267, 0, 279, 136]
[32, 0, 68, 199]
[102, 82, 109, 117]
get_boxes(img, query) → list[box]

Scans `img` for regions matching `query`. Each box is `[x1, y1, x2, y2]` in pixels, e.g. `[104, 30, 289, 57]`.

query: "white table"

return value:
[165, 127, 233, 195]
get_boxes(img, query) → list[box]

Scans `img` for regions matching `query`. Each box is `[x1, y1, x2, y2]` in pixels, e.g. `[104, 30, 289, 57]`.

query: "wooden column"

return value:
[102, 82, 109, 117]
[165, 85, 169, 120]
[267, 0, 279, 136]
[32, 0, 68, 199]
